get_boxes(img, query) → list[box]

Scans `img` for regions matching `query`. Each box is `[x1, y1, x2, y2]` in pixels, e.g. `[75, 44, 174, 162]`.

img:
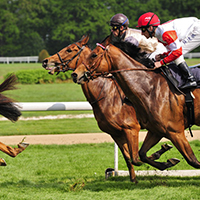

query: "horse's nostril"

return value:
[71, 73, 77, 78]
[71, 73, 77, 83]
[42, 59, 48, 68]
[85, 71, 91, 78]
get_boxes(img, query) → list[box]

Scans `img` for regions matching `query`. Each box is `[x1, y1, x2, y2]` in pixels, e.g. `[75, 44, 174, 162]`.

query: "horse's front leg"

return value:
[148, 143, 173, 160]
[124, 128, 174, 165]
[123, 128, 142, 166]
[169, 131, 200, 168]
[139, 131, 180, 170]
[0, 158, 7, 166]
[111, 134, 138, 183]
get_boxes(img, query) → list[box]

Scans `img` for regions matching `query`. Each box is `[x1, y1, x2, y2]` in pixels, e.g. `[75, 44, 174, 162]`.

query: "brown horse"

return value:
[72, 38, 200, 171]
[0, 74, 29, 166]
[42, 36, 173, 182]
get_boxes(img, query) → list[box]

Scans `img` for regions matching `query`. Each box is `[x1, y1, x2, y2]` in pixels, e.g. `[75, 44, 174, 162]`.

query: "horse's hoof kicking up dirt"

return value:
[0, 158, 7, 166]
[167, 158, 180, 166]
[18, 143, 29, 149]
[162, 143, 173, 151]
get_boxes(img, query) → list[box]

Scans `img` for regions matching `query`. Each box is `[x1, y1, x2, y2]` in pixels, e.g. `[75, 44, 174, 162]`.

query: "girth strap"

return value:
[185, 92, 195, 137]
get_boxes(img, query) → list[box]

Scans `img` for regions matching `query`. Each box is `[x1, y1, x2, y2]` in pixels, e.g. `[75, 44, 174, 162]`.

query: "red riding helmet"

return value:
[137, 12, 160, 28]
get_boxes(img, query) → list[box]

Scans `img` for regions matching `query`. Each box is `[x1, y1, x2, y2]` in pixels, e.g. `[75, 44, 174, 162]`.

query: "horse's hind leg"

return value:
[169, 131, 200, 168]
[139, 131, 180, 170]
[0, 141, 29, 157]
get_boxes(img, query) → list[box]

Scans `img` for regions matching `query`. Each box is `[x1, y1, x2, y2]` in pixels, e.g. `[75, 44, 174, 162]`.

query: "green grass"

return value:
[6, 82, 87, 102]
[0, 63, 41, 79]
[0, 118, 102, 136]
[185, 58, 200, 66]
[0, 141, 200, 200]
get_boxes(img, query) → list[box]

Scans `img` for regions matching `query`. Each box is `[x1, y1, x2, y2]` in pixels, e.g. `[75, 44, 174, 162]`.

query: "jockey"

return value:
[109, 13, 158, 53]
[137, 12, 200, 90]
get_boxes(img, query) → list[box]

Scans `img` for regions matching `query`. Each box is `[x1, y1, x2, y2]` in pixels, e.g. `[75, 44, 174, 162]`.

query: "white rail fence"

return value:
[185, 52, 200, 59]
[0, 56, 38, 64]
[15, 102, 92, 111]
[0, 52, 199, 64]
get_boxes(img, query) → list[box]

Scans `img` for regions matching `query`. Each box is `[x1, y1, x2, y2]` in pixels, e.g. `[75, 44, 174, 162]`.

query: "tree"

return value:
[0, 0, 20, 56]
[1, 0, 200, 56]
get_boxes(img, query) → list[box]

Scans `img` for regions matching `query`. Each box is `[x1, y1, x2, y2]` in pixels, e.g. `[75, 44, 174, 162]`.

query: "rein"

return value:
[56, 43, 85, 73]
[95, 66, 156, 76]
[90, 79, 106, 105]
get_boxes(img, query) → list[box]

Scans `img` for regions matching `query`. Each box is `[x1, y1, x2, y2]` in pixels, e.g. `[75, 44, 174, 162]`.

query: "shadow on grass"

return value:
[83, 175, 200, 192]
[1, 175, 199, 192]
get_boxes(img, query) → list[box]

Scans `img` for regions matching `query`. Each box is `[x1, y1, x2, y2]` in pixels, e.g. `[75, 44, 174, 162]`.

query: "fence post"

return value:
[114, 143, 118, 172]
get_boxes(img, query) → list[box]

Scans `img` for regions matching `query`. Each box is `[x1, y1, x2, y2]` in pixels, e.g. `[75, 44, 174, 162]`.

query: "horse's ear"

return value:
[81, 34, 90, 45]
[101, 35, 111, 46]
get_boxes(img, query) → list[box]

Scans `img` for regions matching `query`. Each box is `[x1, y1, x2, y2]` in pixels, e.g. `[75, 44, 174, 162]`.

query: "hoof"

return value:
[162, 143, 173, 151]
[167, 158, 180, 166]
[131, 178, 138, 184]
[133, 161, 143, 166]
[0, 158, 7, 166]
[18, 143, 29, 149]
[105, 168, 114, 179]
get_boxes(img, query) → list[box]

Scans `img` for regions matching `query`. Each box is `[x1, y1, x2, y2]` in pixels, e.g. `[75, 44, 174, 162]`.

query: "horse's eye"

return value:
[91, 53, 97, 58]
[66, 49, 72, 53]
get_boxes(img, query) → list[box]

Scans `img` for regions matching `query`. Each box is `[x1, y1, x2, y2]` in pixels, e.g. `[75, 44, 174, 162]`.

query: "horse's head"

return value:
[42, 35, 90, 75]
[71, 41, 112, 84]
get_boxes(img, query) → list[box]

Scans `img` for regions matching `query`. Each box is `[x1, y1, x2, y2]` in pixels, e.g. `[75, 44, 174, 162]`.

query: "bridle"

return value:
[56, 42, 86, 74]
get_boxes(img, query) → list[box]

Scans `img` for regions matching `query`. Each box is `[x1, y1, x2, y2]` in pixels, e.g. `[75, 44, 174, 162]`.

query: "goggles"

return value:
[140, 27, 147, 33]
[111, 26, 120, 31]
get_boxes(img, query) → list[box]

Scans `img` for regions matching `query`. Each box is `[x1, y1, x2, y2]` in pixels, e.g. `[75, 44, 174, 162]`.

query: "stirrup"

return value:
[179, 81, 197, 90]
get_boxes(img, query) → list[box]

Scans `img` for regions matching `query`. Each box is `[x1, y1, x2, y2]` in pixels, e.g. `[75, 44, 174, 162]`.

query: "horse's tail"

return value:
[0, 74, 21, 122]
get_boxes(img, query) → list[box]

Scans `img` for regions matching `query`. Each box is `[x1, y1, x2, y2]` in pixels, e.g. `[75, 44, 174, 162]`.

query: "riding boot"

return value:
[178, 61, 197, 90]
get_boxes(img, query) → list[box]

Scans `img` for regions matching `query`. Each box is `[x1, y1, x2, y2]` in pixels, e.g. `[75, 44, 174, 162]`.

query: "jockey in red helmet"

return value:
[137, 12, 199, 90]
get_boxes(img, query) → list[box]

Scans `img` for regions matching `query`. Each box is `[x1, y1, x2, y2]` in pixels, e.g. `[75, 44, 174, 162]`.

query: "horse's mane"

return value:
[100, 35, 110, 44]
[113, 41, 155, 68]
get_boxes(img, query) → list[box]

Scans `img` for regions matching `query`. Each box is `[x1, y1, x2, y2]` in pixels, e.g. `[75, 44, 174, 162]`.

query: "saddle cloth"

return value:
[168, 64, 200, 88]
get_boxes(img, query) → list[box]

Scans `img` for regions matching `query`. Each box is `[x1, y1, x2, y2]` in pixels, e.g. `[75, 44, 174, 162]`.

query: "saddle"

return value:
[161, 63, 200, 137]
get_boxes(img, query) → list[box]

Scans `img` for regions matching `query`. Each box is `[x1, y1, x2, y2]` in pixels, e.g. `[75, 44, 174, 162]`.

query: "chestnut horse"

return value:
[42, 36, 173, 182]
[72, 38, 200, 171]
[0, 74, 29, 166]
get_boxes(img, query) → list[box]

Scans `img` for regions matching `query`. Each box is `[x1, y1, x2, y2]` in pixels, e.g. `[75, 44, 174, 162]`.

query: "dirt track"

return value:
[0, 130, 200, 145]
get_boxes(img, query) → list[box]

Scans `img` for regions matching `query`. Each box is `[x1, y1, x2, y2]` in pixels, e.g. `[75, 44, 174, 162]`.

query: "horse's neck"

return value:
[81, 78, 108, 103]
[110, 50, 153, 93]
[73, 46, 91, 69]
[109, 48, 165, 113]
[81, 77, 124, 105]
